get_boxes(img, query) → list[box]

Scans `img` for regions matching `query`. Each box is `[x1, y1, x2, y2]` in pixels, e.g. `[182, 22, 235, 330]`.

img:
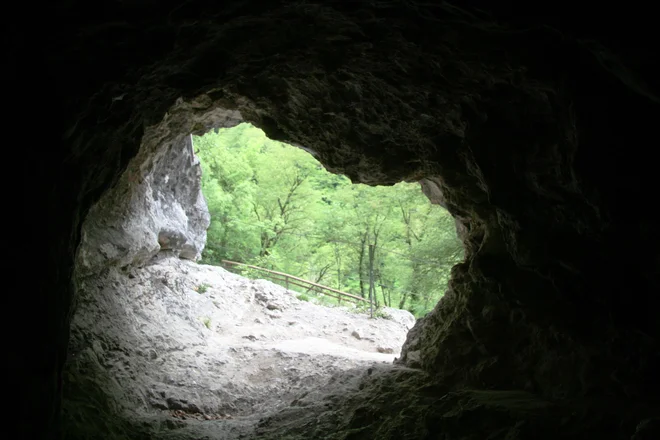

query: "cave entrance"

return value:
[64, 115, 463, 437]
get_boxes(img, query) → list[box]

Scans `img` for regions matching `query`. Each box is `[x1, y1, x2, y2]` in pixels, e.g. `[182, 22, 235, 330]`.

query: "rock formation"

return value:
[9, 1, 660, 439]
[66, 252, 412, 439]
[73, 102, 246, 276]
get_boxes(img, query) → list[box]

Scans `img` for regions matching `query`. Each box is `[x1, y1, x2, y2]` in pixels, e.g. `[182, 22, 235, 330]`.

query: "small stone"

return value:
[405, 350, 422, 368]
[351, 330, 361, 339]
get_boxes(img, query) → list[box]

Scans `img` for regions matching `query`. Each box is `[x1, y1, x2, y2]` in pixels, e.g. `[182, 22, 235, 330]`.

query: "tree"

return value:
[194, 123, 464, 317]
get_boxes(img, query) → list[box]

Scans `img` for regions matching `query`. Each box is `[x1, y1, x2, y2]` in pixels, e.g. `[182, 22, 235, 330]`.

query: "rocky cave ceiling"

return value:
[7, 1, 660, 439]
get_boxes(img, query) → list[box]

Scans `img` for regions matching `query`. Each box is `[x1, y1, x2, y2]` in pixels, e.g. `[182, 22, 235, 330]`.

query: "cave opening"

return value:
[193, 122, 464, 318]
[63, 108, 463, 439]
[12, 3, 660, 439]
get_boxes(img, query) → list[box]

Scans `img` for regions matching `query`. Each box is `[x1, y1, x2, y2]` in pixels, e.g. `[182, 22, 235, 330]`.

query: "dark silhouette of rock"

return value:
[7, 2, 659, 439]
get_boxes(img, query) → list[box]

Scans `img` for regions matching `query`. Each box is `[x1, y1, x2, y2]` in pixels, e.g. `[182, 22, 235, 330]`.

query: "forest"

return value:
[194, 123, 463, 317]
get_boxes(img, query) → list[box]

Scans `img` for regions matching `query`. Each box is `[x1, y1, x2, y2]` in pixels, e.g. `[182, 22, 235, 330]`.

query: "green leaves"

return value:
[195, 123, 463, 316]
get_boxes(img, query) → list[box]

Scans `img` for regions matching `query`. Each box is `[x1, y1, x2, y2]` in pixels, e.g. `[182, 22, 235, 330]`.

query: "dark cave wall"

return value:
[404, 71, 660, 402]
[9, 1, 660, 438]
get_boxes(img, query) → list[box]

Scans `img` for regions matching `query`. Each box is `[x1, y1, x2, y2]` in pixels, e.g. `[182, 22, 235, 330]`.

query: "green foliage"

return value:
[352, 301, 371, 315]
[194, 123, 464, 316]
[311, 294, 337, 307]
[296, 293, 310, 302]
[200, 317, 211, 329]
[196, 283, 210, 294]
[373, 309, 391, 320]
[348, 303, 392, 320]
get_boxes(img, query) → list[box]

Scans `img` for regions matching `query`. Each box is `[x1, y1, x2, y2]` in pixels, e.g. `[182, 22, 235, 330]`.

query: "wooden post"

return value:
[368, 244, 375, 318]
[285, 275, 289, 291]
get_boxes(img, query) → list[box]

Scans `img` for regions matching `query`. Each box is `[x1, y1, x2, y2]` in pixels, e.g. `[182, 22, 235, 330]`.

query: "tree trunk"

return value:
[380, 284, 388, 307]
[305, 264, 331, 294]
[376, 270, 389, 307]
[334, 245, 342, 291]
[358, 231, 368, 298]
[408, 260, 421, 308]
[399, 291, 409, 309]
[368, 244, 375, 317]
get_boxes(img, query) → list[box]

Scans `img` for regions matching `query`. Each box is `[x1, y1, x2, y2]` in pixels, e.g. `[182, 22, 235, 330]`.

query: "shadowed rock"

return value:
[8, 1, 660, 439]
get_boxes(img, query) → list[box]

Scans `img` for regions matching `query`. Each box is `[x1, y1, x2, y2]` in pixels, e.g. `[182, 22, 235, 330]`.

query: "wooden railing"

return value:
[220, 260, 370, 305]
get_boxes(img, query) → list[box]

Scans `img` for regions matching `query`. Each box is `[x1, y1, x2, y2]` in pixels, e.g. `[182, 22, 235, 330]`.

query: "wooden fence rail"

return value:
[220, 260, 370, 305]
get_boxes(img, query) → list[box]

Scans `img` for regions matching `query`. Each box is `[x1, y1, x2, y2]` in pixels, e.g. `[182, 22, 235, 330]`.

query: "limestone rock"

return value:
[75, 132, 215, 278]
[64, 256, 409, 438]
[380, 307, 416, 330]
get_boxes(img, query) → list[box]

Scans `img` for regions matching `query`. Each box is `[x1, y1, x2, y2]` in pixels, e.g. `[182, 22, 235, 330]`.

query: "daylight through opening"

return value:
[194, 123, 464, 319]
[65, 118, 464, 434]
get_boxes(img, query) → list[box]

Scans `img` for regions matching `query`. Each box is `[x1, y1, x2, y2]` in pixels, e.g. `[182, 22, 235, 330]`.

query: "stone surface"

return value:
[8, 2, 660, 439]
[64, 255, 411, 439]
[74, 117, 240, 277]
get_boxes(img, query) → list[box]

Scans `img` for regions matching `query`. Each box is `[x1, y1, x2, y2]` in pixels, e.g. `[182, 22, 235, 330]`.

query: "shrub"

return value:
[373, 309, 391, 320]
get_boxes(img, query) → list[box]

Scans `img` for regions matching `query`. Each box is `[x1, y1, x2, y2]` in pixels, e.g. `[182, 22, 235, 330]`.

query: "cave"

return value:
[63, 117, 419, 439]
[9, 1, 660, 439]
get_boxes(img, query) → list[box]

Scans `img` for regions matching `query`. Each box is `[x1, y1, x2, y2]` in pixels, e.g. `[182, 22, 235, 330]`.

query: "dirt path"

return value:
[68, 256, 415, 439]
[269, 337, 396, 361]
